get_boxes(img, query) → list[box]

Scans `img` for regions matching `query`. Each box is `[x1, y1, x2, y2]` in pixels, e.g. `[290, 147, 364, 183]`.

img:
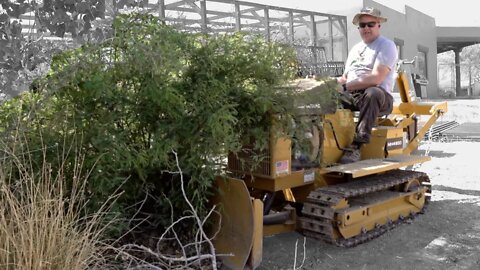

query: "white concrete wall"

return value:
[403, 6, 438, 98]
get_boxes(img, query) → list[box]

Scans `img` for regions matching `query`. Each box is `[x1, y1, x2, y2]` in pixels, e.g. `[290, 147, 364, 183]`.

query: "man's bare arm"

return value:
[337, 74, 347, 85]
[343, 63, 391, 91]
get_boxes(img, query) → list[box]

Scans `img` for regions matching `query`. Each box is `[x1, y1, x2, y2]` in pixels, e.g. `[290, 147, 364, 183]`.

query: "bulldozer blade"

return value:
[212, 177, 263, 270]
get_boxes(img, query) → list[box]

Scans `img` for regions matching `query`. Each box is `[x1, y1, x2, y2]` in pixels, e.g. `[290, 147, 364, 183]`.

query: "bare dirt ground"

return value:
[259, 99, 480, 270]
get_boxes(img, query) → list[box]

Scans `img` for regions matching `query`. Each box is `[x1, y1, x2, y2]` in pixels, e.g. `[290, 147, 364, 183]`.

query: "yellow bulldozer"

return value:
[212, 59, 448, 269]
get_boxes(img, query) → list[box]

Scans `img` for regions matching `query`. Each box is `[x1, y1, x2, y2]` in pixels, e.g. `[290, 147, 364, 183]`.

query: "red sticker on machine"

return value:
[275, 160, 289, 175]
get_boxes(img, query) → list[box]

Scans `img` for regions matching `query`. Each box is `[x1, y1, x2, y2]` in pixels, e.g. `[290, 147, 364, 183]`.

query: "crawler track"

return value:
[299, 170, 430, 247]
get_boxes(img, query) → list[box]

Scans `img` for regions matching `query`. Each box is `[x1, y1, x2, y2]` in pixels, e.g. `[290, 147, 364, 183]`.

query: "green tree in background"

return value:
[0, 0, 118, 99]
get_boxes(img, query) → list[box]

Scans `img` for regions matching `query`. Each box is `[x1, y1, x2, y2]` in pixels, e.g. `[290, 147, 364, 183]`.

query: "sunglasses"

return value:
[358, 21, 377, 28]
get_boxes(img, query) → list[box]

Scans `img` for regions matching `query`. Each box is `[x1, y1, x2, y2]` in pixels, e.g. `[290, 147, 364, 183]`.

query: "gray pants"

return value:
[341, 87, 393, 145]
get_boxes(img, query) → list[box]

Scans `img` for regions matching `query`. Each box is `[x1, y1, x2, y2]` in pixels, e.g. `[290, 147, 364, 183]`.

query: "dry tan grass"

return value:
[0, 146, 110, 270]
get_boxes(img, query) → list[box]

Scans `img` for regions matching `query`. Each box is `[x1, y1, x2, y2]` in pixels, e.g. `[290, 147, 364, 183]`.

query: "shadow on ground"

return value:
[259, 200, 480, 270]
[413, 149, 456, 158]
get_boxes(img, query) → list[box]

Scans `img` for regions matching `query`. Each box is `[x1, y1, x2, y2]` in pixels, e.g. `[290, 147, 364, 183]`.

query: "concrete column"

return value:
[454, 48, 462, 96]
[264, 8, 270, 42]
[234, 1, 241, 31]
[200, 0, 207, 33]
[158, 0, 165, 22]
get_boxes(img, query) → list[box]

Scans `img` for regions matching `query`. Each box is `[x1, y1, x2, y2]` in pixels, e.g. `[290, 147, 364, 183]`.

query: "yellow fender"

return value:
[212, 177, 263, 270]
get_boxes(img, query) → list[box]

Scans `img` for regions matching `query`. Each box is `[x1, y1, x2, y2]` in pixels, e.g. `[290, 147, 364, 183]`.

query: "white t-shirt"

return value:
[344, 35, 398, 92]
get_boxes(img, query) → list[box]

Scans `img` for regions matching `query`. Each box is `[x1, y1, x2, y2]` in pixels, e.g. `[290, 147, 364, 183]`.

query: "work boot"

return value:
[339, 145, 361, 164]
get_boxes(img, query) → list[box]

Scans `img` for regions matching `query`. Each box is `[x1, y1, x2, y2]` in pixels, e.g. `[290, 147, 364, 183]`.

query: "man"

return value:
[337, 7, 398, 164]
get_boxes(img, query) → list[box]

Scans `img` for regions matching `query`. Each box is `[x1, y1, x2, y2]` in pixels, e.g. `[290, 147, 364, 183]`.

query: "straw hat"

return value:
[352, 7, 387, 25]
